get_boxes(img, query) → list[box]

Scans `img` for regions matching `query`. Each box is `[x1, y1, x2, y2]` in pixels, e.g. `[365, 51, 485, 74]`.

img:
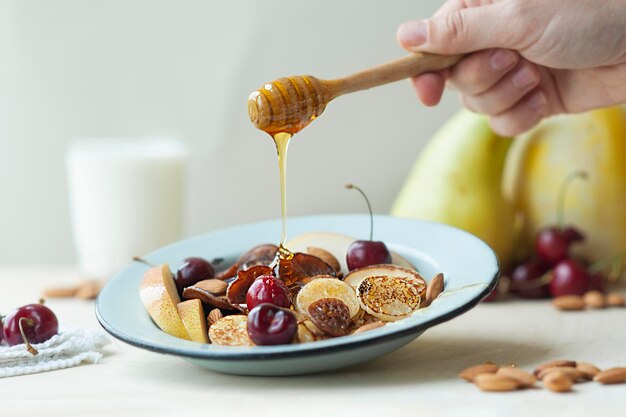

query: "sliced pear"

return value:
[176, 299, 209, 343]
[344, 264, 426, 299]
[140, 264, 191, 340]
[286, 231, 417, 273]
[296, 278, 360, 318]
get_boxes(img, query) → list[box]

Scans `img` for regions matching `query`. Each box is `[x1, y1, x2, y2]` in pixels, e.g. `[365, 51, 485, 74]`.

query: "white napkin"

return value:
[0, 328, 110, 378]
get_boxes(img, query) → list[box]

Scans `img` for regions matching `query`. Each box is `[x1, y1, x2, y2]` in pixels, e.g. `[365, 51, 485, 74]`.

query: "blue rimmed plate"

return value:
[95, 214, 498, 375]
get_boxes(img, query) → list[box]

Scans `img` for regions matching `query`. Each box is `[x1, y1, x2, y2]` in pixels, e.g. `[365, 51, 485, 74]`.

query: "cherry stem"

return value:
[18, 317, 39, 356]
[588, 250, 626, 275]
[556, 170, 588, 228]
[345, 184, 373, 241]
[133, 257, 156, 267]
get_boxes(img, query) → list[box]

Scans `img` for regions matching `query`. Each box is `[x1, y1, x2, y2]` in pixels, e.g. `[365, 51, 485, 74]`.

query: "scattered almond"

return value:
[424, 273, 444, 306]
[534, 360, 577, 376]
[576, 362, 601, 379]
[74, 281, 102, 300]
[543, 371, 573, 392]
[459, 363, 499, 382]
[497, 367, 536, 387]
[352, 321, 385, 334]
[537, 366, 585, 382]
[583, 290, 606, 309]
[473, 373, 520, 392]
[306, 246, 341, 274]
[594, 367, 626, 384]
[42, 285, 79, 298]
[606, 293, 626, 307]
[552, 295, 585, 311]
[207, 308, 223, 326]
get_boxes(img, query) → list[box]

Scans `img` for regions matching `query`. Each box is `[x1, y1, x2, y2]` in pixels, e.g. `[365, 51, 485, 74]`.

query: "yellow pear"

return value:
[391, 109, 515, 269]
[504, 106, 626, 262]
[176, 299, 209, 343]
[140, 264, 191, 340]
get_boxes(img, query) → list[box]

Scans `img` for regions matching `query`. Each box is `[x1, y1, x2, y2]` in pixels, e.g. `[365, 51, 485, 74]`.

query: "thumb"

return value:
[397, 4, 518, 54]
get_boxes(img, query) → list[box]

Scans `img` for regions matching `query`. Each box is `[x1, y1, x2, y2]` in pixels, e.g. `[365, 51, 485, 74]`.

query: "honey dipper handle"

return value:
[329, 52, 463, 97]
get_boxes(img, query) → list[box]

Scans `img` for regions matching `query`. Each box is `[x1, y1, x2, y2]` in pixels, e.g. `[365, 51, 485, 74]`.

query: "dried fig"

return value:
[307, 298, 351, 337]
[276, 253, 336, 286]
[226, 265, 273, 305]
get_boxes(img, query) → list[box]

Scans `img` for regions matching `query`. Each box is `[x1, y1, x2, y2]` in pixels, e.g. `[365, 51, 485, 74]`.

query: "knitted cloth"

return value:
[0, 328, 110, 378]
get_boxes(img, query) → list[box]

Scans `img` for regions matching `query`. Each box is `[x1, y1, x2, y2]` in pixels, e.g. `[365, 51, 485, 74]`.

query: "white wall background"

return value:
[0, 0, 460, 265]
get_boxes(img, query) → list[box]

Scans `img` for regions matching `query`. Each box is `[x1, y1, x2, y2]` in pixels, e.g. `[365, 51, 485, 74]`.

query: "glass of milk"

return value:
[66, 137, 188, 279]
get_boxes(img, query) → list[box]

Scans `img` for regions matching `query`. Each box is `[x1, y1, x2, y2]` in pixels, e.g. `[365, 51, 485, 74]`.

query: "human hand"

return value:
[397, 0, 626, 136]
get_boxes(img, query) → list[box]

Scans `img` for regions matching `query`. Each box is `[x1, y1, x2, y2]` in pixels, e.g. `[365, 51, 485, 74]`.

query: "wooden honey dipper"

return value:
[247, 52, 462, 135]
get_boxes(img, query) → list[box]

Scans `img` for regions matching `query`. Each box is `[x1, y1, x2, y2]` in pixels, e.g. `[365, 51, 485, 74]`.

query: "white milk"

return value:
[67, 137, 188, 278]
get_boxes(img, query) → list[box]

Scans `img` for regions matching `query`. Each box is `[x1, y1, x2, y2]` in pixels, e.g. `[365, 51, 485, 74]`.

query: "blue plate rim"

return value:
[95, 214, 499, 361]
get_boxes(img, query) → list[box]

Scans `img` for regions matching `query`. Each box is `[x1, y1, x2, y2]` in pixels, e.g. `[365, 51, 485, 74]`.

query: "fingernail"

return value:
[490, 50, 516, 71]
[512, 67, 537, 89]
[397, 20, 427, 46]
[527, 91, 546, 110]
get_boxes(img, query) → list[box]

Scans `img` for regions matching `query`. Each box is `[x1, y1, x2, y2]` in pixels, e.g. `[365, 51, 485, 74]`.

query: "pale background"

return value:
[0, 0, 459, 264]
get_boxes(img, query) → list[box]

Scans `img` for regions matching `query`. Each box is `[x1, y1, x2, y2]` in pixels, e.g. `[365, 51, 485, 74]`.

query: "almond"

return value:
[576, 362, 601, 380]
[583, 290, 606, 309]
[552, 295, 585, 311]
[543, 371, 573, 392]
[42, 285, 79, 298]
[473, 373, 520, 392]
[534, 360, 576, 376]
[537, 366, 585, 382]
[74, 281, 102, 300]
[306, 246, 341, 274]
[497, 367, 536, 387]
[425, 273, 444, 306]
[459, 363, 499, 382]
[195, 279, 228, 295]
[593, 367, 626, 384]
[352, 321, 385, 334]
[606, 293, 626, 307]
[207, 308, 223, 326]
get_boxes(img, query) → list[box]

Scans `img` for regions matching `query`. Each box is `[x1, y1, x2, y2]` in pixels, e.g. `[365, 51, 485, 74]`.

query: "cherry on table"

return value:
[510, 260, 551, 299]
[344, 184, 391, 271]
[2, 303, 59, 355]
[246, 303, 297, 346]
[175, 257, 215, 295]
[246, 275, 291, 310]
[548, 259, 590, 297]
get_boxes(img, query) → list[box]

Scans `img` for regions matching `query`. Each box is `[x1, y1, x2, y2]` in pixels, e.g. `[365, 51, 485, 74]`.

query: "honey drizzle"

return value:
[273, 132, 293, 260]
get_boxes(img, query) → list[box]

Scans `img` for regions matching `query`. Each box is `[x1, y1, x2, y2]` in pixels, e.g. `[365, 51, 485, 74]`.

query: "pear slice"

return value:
[344, 264, 426, 299]
[140, 264, 191, 340]
[285, 231, 416, 274]
[176, 299, 209, 343]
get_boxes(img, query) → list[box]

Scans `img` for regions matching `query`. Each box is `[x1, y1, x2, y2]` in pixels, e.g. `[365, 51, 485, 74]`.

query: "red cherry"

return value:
[3, 304, 59, 354]
[346, 240, 392, 271]
[562, 226, 585, 244]
[510, 260, 550, 299]
[535, 228, 569, 265]
[175, 257, 215, 295]
[246, 275, 291, 310]
[246, 304, 297, 346]
[549, 259, 590, 297]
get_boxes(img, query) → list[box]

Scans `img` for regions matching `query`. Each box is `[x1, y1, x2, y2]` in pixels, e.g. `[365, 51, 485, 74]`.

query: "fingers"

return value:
[397, 2, 518, 54]
[461, 60, 541, 115]
[488, 89, 548, 136]
[448, 49, 519, 95]
[410, 71, 447, 106]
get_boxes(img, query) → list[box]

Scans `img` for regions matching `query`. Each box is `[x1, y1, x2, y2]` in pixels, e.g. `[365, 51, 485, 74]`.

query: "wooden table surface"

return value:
[2, 266, 625, 417]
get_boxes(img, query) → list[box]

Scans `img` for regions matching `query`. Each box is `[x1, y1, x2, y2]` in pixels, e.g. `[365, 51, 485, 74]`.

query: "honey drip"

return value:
[273, 132, 292, 258]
